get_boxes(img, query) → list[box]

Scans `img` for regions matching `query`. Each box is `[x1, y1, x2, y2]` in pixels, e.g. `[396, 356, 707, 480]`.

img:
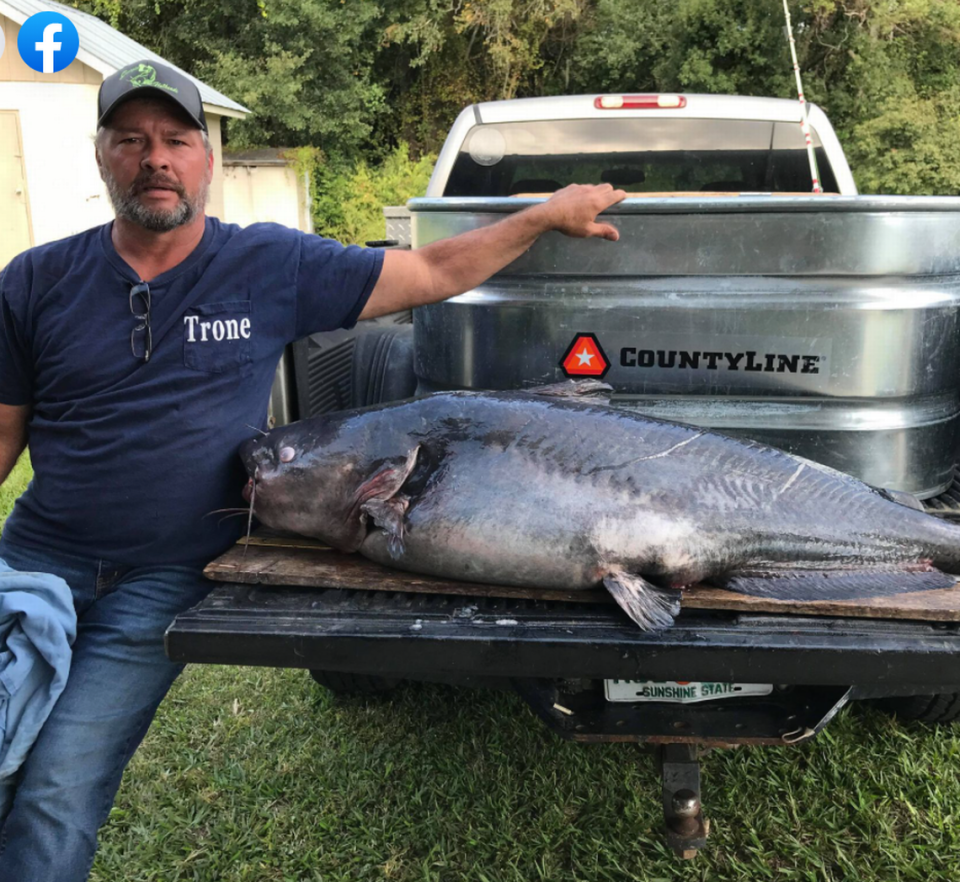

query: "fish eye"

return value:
[278, 446, 296, 463]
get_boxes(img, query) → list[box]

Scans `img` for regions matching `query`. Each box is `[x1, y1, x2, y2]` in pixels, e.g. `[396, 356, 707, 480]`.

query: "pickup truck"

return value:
[166, 94, 960, 856]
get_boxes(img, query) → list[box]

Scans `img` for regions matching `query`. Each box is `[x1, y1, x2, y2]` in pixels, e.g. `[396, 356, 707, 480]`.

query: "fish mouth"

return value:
[242, 478, 255, 504]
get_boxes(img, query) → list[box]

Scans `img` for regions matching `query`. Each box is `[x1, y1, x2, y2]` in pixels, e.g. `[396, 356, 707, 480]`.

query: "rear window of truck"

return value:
[444, 118, 839, 196]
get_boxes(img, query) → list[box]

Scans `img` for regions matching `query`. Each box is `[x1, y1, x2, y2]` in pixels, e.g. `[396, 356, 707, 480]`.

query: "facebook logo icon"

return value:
[17, 11, 80, 74]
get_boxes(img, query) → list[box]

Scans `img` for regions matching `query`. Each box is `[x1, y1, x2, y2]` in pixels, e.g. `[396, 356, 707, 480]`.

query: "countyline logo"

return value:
[17, 11, 80, 74]
[183, 315, 251, 343]
[120, 63, 179, 93]
[560, 333, 611, 379]
[620, 347, 821, 374]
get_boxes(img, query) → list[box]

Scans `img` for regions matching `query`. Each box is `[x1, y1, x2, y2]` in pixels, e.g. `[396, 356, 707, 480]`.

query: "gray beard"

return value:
[103, 168, 209, 233]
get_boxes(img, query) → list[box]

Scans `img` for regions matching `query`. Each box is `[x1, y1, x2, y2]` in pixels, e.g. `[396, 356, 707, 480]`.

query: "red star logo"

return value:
[560, 333, 610, 379]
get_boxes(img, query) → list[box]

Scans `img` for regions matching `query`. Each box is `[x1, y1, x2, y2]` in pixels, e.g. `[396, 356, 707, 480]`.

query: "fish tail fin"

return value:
[603, 572, 681, 631]
[918, 514, 960, 574]
[873, 497, 960, 574]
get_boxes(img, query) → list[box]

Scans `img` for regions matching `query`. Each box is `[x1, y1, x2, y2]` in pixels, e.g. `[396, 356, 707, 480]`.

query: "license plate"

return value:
[604, 679, 774, 703]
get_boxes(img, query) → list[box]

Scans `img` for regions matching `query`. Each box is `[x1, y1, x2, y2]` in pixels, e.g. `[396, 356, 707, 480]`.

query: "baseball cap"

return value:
[98, 60, 208, 132]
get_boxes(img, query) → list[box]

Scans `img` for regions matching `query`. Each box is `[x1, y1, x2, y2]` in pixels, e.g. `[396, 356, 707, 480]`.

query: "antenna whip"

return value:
[781, 0, 823, 193]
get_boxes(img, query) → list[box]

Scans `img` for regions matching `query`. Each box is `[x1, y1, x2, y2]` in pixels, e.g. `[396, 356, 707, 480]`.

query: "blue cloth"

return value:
[0, 556, 76, 819]
[0, 536, 210, 882]
[0, 218, 383, 566]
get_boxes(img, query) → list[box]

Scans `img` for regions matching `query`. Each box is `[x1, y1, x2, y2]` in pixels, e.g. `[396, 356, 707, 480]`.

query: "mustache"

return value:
[131, 174, 185, 197]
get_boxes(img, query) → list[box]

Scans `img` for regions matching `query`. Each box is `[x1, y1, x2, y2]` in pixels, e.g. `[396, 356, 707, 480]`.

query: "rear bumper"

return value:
[166, 583, 960, 689]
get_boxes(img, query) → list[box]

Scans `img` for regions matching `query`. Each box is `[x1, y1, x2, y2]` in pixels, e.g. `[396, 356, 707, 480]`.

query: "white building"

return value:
[223, 148, 313, 235]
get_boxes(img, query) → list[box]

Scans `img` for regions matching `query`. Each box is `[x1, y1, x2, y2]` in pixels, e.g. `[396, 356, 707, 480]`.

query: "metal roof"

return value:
[0, 0, 249, 117]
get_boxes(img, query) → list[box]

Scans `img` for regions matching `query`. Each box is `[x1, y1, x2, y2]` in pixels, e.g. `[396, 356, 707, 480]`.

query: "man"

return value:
[0, 60, 625, 880]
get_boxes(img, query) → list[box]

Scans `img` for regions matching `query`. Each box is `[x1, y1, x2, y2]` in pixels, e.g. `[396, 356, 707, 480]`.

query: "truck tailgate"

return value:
[166, 582, 960, 689]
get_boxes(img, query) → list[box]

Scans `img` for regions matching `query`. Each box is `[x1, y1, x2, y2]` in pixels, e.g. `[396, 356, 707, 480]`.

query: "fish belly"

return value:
[358, 451, 705, 590]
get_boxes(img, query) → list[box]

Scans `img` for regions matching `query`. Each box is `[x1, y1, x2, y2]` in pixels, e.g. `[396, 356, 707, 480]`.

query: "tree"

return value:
[377, 0, 585, 153]
[556, 0, 960, 195]
[808, 0, 960, 194]
[72, 0, 387, 155]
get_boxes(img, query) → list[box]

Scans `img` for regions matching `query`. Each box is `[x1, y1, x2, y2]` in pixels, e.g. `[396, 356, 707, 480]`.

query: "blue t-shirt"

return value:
[0, 218, 383, 566]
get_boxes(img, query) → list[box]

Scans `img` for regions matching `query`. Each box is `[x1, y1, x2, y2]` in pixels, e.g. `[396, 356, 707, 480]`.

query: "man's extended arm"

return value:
[0, 404, 30, 486]
[359, 183, 626, 319]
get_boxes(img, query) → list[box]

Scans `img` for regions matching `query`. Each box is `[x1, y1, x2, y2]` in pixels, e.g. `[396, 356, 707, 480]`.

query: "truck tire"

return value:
[350, 325, 416, 408]
[875, 693, 960, 724]
[309, 670, 399, 696]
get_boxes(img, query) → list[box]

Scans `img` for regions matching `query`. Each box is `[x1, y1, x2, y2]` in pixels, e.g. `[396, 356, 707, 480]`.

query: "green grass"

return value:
[92, 671, 960, 882]
[0, 449, 32, 527]
[3, 459, 960, 880]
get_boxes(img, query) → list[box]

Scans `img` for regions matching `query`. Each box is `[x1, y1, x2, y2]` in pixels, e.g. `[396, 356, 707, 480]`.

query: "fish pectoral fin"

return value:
[354, 446, 420, 508]
[360, 495, 409, 560]
[523, 379, 613, 401]
[718, 569, 959, 602]
[602, 572, 681, 631]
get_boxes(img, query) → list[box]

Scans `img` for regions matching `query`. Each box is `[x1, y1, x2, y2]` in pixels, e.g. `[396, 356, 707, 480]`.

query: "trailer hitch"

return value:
[512, 678, 853, 857]
[657, 743, 709, 859]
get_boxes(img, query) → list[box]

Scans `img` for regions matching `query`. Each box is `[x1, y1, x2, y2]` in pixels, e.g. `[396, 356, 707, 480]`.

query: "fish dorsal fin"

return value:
[523, 379, 613, 401]
[603, 572, 681, 631]
[877, 487, 925, 512]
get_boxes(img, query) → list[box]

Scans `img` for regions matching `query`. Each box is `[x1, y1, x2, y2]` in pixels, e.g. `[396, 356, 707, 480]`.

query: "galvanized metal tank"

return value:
[410, 196, 960, 498]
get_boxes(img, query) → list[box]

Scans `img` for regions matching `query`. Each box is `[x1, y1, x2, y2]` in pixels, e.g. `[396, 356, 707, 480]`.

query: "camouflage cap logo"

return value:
[119, 63, 179, 93]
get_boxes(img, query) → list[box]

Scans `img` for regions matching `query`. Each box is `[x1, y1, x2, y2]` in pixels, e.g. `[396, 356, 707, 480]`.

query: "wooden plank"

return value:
[204, 533, 960, 622]
[206, 543, 609, 603]
[241, 534, 330, 549]
[240, 526, 328, 546]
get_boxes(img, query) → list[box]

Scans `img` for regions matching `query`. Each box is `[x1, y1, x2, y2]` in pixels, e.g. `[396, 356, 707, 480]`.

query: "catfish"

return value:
[239, 381, 960, 630]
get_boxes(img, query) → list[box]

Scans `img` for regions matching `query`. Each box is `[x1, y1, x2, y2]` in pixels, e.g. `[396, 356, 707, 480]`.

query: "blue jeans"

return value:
[0, 536, 213, 882]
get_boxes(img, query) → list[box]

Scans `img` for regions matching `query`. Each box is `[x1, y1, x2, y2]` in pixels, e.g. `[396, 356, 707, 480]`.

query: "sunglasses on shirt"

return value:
[129, 282, 152, 363]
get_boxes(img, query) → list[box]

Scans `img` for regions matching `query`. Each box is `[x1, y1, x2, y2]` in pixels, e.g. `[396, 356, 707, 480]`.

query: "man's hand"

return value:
[360, 183, 628, 319]
[533, 183, 628, 241]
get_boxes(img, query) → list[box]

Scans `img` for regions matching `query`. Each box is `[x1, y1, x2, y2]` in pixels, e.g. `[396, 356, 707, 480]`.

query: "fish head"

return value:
[239, 416, 370, 550]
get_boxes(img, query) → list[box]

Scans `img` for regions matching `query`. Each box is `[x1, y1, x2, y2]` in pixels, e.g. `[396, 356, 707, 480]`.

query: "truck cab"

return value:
[430, 94, 856, 197]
